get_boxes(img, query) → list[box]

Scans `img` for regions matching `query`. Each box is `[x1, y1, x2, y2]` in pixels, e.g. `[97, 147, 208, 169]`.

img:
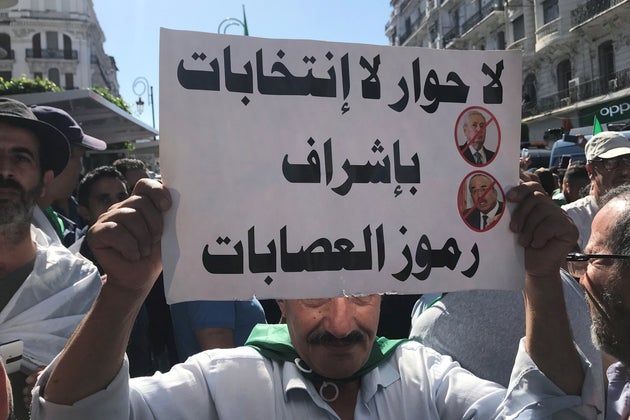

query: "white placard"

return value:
[159, 28, 523, 303]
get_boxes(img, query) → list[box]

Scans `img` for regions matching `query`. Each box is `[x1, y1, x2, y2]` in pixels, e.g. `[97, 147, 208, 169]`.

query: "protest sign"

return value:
[159, 28, 523, 302]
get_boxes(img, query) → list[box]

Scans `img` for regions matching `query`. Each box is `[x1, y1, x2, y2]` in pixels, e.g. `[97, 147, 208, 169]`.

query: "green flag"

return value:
[593, 115, 602, 135]
[242, 4, 249, 36]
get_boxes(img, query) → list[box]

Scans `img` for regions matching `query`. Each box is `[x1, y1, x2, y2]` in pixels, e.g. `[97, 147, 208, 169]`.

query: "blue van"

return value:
[548, 135, 588, 168]
[549, 131, 630, 168]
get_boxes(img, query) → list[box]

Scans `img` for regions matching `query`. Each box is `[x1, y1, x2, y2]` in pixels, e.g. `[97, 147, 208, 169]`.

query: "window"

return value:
[46, 31, 58, 50]
[65, 73, 74, 89]
[0, 71, 11, 81]
[512, 15, 524, 41]
[598, 40, 614, 78]
[523, 73, 537, 115]
[48, 68, 60, 86]
[34, 72, 42, 79]
[556, 59, 571, 96]
[32, 33, 41, 58]
[497, 31, 505, 50]
[63, 34, 72, 59]
[429, 22, 437, 42]
[0, 33, 10, 59]
[543, 0, 559, 24]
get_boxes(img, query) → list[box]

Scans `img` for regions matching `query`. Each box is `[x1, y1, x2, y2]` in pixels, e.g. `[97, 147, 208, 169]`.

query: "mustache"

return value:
[0, 177, 24, 192]
[307, 330, 365, 346]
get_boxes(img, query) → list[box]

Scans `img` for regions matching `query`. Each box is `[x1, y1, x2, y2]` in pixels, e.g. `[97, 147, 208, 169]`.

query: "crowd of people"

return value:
[0, 95, 629, 418]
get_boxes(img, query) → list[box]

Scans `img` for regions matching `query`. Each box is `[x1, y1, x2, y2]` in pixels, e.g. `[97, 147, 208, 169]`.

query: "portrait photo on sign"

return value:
[458, 171, 505, 232]
[455, 106, 501, 166]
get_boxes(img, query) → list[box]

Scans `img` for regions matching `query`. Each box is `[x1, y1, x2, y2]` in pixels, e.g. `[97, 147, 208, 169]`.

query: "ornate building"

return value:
[385, 0, 630, 143]
[0, 0, 118, 94]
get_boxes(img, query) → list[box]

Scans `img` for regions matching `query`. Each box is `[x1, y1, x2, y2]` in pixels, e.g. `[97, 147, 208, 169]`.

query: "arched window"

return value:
[598, 40, 614, 79]
[48, 68, 60, 86]
[523, 73, 537, 106]
[0, 33, 11, 59]
[63, 34, 72, 59]
[32, 33, 41, 58]
[556, 59, 571, 97]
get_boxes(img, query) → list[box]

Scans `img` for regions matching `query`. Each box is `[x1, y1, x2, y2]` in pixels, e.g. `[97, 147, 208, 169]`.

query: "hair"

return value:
[112, 158, 147, 177]
[468, 173, 492, 190]
[77, 166, 126, 207]
[464, 110, 486, 125]
[534, 168, 556, 196]
[563, 162, 589, 186]
[600, 184, 630, 270]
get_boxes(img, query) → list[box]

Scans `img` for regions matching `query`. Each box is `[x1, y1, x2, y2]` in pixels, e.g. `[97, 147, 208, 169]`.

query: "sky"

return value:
[93, 1, 392, 132]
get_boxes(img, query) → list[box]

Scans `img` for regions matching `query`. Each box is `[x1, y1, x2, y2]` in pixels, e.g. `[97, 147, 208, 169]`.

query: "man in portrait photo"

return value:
[462, 173, 504, 230]
[459, 110, 495, 165]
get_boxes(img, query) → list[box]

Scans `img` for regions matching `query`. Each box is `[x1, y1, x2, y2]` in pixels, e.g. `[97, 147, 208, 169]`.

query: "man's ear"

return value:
[276, 299, 286, 316]
[40, 170, 54, 197]
[585, 163, 595, 179]
[76, 205, 91, 224]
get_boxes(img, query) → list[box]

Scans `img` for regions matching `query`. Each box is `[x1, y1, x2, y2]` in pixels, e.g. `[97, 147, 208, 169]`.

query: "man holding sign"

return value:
[30, 179, 598, 419]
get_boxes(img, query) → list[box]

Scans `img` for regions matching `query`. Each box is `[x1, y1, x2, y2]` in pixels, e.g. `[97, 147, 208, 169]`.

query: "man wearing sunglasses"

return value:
[562, 131, 630, 251]
[565, 184, 630, 419]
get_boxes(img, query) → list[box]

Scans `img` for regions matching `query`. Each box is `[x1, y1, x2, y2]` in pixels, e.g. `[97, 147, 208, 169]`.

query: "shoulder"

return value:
[561, 195, 594, 212]
[463, 207, 478, 218]
[33, 244, 102, 289]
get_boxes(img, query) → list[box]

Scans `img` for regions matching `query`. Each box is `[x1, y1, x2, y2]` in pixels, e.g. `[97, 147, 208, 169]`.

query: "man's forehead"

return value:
[0, 123, 40, 151]
[587, 202, 624, 250]
[470, 176, 491, 187]
[90, 177, 127, 195]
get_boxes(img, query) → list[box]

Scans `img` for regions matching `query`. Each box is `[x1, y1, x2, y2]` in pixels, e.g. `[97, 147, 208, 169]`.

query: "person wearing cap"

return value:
[0, 98, 102, 419]
[562, 131, 630, 250]
[30, 105, 106, 248]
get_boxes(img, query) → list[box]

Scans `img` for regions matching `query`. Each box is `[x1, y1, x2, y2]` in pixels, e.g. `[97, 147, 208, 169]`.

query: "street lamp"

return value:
[218, 17, 244, 34]
[133, 76, 156, 140]
[217, 4, 249, 35]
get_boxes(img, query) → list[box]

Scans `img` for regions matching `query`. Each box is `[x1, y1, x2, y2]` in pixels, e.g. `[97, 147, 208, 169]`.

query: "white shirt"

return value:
[32, 339, 599, 419]
[31, 206, 62, 247]
[467, 145, 487, 164]
[562, 195, 599, 251]
[0, 227, 102, 370]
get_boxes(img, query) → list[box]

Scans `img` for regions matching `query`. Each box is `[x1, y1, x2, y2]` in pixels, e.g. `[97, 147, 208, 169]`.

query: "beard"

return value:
[0, 176, 41, 228]
[589, 279, 630, 367]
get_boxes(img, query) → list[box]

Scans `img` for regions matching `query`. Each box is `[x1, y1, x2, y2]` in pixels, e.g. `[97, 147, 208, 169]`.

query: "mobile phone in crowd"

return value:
[520, 148, 529, 158]
[0, 340, 23, 375]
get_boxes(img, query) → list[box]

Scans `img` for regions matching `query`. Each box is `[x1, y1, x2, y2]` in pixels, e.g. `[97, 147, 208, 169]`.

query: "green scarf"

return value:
[43, 206, 64, 239]
[246, 324, 407, 383]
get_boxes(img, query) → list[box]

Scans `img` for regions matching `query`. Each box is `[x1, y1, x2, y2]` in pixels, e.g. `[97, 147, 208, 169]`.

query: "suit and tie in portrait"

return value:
[459, 109, 495, 165]
[462, 173, 504, 231]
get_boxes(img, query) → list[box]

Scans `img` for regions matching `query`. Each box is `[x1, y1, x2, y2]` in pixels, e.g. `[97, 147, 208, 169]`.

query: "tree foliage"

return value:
[0, 76, 62, 94]
[88, 86, 131, 114]
[0, 76, 130, 114]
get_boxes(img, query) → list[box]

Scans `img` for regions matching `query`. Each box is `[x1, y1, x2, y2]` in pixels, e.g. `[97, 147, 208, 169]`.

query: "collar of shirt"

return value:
[281, 349, 401, 405]
[468, 145, 487, 163]
[606, 361, 630, 420]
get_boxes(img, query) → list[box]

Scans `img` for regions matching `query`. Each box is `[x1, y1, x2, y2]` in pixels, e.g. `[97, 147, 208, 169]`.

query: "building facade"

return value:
[386, 0, 630, 144]
[0, 0, 118, 94]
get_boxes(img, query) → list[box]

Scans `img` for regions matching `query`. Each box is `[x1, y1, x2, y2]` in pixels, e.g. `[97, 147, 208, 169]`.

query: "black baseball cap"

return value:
[0, 97, 70, 176]
[31, 105, 107, 151]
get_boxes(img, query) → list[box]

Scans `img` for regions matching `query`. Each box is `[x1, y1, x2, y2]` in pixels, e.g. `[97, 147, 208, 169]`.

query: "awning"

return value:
[5, 90, 158, 144]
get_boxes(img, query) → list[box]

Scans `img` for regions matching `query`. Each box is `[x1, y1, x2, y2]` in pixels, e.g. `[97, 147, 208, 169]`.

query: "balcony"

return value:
[523, 67, 630, 116]
[461, 2, 504, 34]
[398, 10, 427, 45]
[536, 18, 559, 40]
[571, 0, 625, 27]
[443, 26, 460, 45]
[0, 49, 14, 60]
[26, 48, 78, 60]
